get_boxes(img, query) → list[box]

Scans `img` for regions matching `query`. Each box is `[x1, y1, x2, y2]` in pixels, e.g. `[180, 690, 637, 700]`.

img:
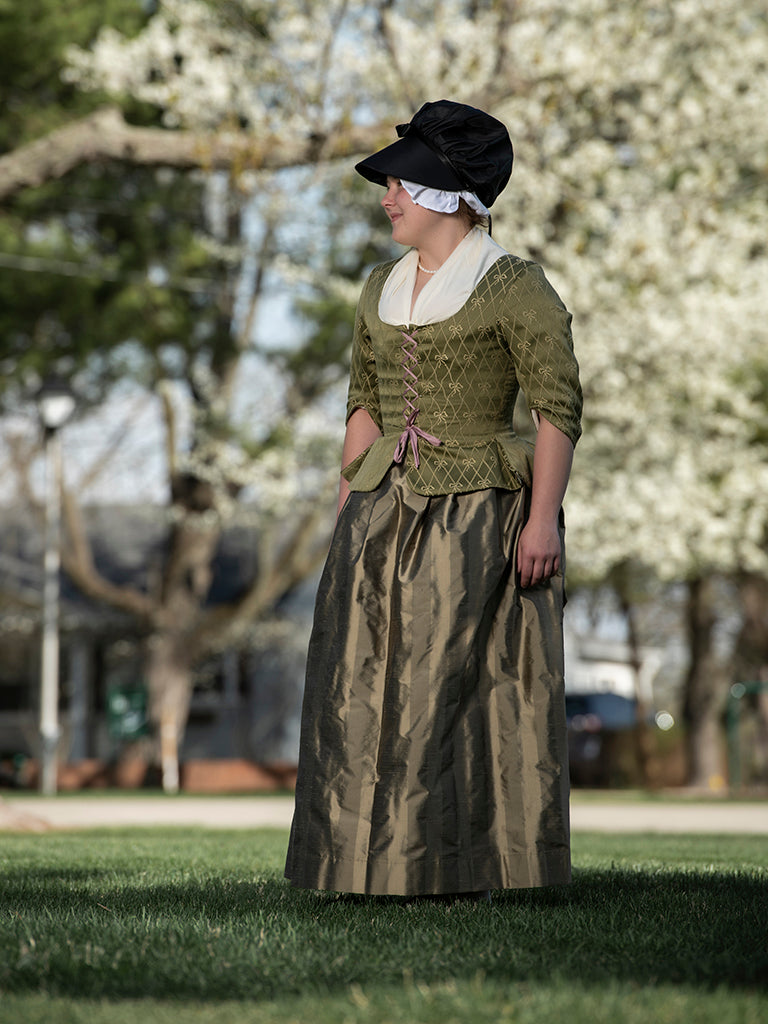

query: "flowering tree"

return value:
[2, 0, 766, 787]
[481, 0, 768, 786]
[1, 0, 366, 791]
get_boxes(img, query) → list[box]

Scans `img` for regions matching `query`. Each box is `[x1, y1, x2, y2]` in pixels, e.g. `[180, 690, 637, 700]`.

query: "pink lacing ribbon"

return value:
[393, 409, 442, 468]
[393, 330, 442, 468]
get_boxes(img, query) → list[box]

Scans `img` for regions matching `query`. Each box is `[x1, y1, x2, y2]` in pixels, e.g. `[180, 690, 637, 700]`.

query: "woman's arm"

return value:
[517, 415, 574, 588]
[336, 407, 383, 519]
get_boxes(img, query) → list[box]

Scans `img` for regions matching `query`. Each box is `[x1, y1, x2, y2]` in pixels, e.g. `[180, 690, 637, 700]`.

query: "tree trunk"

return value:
[733, 573, 768, 781]
[145, 630, 195, 795]
[734, 574, 768, 680]
[623, 597, 661, 789]
[682, 576, 726, 789]
[143, 492, 223, 793]
[611, 565, 661, 788]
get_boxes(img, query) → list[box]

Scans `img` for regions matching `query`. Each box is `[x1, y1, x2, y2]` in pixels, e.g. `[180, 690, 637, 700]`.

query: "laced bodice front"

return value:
[344, 252, 582, 496]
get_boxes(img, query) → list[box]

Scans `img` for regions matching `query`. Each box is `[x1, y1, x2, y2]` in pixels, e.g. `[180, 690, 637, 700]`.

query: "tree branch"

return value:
[190, 499, 334, 658]
[157, 381, 178, 483]
[0, 106, 391, 202]
[60, 484, 155, 619]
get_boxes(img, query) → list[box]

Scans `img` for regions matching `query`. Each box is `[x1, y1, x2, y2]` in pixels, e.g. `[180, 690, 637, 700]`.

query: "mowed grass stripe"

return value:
[0, 829, 766, 1022]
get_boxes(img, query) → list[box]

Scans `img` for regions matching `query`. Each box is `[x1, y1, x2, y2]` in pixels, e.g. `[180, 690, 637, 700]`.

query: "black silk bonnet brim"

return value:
[355, 100, 513, 209]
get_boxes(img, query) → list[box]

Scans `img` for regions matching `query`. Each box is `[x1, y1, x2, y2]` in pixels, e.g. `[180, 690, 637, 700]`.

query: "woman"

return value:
[285, 100, 582, 898]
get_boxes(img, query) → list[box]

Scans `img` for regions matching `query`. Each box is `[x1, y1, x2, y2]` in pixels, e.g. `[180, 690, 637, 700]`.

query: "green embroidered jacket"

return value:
[343, 253, 582, 495]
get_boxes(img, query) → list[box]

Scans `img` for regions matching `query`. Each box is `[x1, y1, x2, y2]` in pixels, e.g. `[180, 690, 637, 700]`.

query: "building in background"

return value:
[0, 505, 715, 791]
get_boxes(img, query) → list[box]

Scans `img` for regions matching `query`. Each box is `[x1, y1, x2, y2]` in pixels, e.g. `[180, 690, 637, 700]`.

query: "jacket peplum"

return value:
[343, 252, 582, 496]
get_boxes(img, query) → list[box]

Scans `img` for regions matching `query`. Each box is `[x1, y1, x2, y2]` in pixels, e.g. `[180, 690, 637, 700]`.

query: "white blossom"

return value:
[62, 0, 768, 586]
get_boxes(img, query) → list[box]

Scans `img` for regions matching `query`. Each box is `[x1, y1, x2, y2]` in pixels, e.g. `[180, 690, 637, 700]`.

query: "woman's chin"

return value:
[390, 225, 410, 246]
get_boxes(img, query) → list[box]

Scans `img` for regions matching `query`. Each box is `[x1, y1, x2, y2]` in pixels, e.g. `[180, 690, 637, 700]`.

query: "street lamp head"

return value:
[35, 376, 76, 432]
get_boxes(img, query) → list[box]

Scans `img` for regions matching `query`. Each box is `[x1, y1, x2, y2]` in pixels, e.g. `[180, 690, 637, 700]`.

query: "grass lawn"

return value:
[1, 827, 766, 1023]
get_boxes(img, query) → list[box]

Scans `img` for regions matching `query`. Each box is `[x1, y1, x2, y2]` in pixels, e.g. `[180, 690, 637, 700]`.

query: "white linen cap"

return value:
[401, 180, 490, 218]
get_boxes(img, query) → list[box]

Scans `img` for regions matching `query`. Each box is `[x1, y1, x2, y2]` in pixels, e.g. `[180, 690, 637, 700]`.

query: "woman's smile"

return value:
[382, 177, 443, 247]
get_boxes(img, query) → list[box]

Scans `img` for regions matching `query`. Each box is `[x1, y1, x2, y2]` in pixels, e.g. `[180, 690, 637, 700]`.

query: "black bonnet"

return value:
[355, 99, 513, 208]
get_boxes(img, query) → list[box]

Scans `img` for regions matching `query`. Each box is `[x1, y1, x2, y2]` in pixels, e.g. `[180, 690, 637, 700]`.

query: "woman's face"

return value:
[381, 177, 440, 248]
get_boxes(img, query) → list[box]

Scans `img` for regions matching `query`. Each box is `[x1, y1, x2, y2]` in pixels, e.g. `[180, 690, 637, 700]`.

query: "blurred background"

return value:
[0, 0, 766, 797]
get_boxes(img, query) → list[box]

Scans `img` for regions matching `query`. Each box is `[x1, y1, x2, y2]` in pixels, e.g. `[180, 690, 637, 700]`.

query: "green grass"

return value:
[1, 829, 766, 1023]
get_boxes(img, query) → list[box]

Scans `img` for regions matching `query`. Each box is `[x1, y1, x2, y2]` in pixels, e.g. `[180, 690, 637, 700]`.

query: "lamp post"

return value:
[36, 377, 76, 796]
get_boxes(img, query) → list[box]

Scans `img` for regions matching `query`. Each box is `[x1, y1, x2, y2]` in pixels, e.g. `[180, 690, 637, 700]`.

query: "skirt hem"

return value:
[284, 849, 571, 897]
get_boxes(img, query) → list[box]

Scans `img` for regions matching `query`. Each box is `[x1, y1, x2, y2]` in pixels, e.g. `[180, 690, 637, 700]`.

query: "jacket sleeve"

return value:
[345, 274, 383, 430]
[502, 261, 582, 446]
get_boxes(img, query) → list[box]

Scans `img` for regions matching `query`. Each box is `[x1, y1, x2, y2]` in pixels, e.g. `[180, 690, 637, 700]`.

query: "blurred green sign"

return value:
[107, 685, 148, 741]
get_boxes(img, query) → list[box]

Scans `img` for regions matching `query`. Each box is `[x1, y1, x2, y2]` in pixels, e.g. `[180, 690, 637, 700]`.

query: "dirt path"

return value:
[3, 794, 767, 834]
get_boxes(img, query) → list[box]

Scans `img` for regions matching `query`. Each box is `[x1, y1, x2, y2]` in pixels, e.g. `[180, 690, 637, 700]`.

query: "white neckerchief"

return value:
[378, 226, 508, 327]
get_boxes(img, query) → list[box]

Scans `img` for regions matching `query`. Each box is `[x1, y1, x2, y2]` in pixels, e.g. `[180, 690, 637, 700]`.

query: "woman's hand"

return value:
[517, 514, 562, 588]
[517, 416, 574, 588]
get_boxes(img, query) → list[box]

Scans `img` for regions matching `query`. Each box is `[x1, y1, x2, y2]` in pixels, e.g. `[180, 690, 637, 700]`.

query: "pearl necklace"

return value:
[418, 261, 438, 274]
